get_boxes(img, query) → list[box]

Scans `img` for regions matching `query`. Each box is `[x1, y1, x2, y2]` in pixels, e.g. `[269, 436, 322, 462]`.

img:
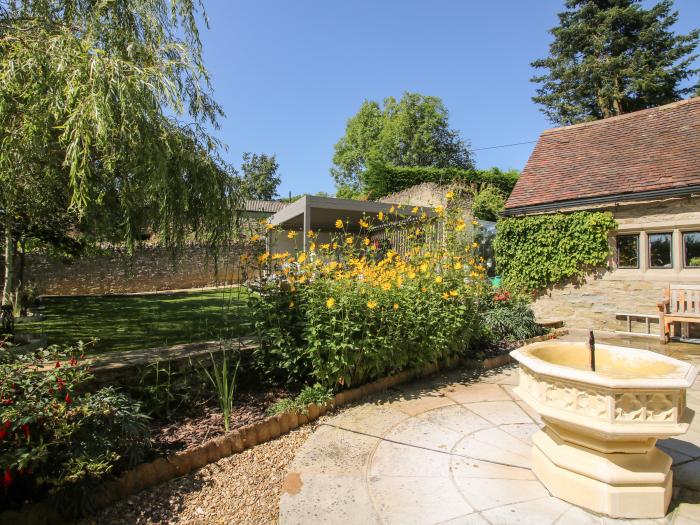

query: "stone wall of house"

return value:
[22, 244, 255, 296]
[531, 194, 700, 332]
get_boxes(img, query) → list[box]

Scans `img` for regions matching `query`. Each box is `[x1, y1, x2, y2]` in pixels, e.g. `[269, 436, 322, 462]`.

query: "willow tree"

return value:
[0, 0, 239, 307]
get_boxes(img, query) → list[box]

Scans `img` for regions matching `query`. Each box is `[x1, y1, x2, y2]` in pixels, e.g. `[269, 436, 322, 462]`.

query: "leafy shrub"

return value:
[266, 384, 333, 416]
[480, 290, 544, 342]
[495, 212, 617, 292]
[363, 164, 519, 199]
[0, 345, 150, 506]
[250, 196, 488, 389]
[471, 185, 506, 222]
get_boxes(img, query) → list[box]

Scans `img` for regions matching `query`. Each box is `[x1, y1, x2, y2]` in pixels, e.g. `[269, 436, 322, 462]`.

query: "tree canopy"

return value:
[239, 153, 281, 201]
[532, 0, 699, 125]
[0, 0, 239, 305]
[331, 92, 473, 198]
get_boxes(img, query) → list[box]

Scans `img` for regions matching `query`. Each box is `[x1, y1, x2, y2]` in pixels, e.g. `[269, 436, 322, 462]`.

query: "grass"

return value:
[17, 288, 253, 354]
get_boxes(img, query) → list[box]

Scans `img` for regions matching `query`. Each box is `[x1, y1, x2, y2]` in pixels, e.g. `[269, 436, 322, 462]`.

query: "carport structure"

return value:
[267, 195, 437, 251]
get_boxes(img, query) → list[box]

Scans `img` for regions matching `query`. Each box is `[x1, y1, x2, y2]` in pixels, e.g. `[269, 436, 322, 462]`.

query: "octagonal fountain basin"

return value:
[510, 340, 697, 519]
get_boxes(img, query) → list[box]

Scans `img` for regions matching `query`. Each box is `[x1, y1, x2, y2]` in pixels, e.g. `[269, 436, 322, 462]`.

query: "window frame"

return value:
[616, 234, 640, 269]
[682, 230, 700, 269]
[647, 232, 674, 269]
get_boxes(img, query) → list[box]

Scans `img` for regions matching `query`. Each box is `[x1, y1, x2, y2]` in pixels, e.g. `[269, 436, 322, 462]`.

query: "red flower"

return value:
[2, 469, 11, 488]
[65, 393, 72, 404]
[22, 424, 30, 439]
[0, 428, 6, 440]
[69, 356, 78, 366]
[55, 360, 61, 368]
[56, 377, 65, 391]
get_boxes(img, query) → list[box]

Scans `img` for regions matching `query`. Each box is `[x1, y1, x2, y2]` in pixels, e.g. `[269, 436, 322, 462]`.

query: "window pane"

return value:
[617, 235, 639, 268]
[649, 233, 672, 269]
[684, 232, 700, 268]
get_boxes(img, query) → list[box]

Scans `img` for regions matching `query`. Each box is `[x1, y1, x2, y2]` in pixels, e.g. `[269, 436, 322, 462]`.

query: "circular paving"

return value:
[279, 365, 700, 525]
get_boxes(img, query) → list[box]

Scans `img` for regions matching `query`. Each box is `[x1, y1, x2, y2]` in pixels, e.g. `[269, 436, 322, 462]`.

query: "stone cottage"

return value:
[504, 97, 700, 337]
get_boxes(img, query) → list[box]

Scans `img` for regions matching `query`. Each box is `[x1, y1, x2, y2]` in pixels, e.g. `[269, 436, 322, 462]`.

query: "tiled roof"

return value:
[505, 97, 700, 212]
[242, 199, 288, 214]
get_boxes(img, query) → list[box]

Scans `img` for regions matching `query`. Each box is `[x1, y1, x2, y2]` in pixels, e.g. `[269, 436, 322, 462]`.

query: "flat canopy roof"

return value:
[268, 195, 435, 232]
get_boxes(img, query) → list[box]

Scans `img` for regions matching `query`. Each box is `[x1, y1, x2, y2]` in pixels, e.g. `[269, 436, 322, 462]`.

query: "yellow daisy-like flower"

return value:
[420, 212, 428, 220]
[367, 300, 378, 309]
[287, 231, 298, 239]
[363, 238, 370, 246]
[389, 206, 395, 213]
[378, 211, 384, 221]
[442, 292, 450, 300]
[472, 220, 479, 226]
[411, 206, 419, 214]
[307, 229, 315, 238]
[297, 252, 307, 263]
[266, 223, 274, 231]
[393, 303, 399, 310]
[419, 262, 428, 273]
[310, 242, 316, 251]
[408, 271, 417, 279]
[370, 244, 377, 251]
[472, 241, 479, 248]
[335, 219, 344, 229]
[321, 243, 330, 250]
[454, 262, 463, 270]
[446, 191, 454, 200]
[346, 236, 354, 245]
[258, 253, 269, 263]
[332, 242, 338, 250]
[326, 297, 336, 308]
[381, 282, 391, 291]
[455, 219, 466, 232]
[359, 219, 369, 228]
[449, 290, 458, 297]
[435, 276, 443, 284]
[250, 234, 261, 242]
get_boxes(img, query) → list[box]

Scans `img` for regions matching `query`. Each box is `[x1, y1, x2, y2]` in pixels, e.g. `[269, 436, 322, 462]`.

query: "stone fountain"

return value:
[511, 339, 697, 518]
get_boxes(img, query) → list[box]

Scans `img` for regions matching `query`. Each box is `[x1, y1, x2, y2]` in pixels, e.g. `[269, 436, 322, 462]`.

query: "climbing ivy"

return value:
[494, 212, 617, 293]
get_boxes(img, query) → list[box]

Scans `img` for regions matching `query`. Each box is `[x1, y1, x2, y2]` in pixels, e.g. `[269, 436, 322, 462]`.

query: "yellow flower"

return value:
[367, 300, 377, 309]
[297, 252, 307, 263]
[359, 219, 369, 228]
[419, 262, 428, 273]
[321, 243, 330, 250]
[449, 290, 458, 297]
[258, 253, 269, 263]
[435, 205, 444, 216]
[287, 230, 298, 239]
[420, 212, 428, 220]
[363, 238, 370, 246]
[250, 234, 261, 242]
[370, 244, 377, 251]
[332, 242, 338, 250]
[455, 219, 466, 232]
[393, 303, 399, 310]
[472, 219, 479, 226]
[442, 292, 450, 300]
[389, 206, 395, 213]
[472, 242, 479, 248]
[266, 223, 274, 231]
[307, 229, 315, 238]
[454, 261, 463, 270]
[411, 206, 419, 214]
[446, 191, 454, 200]
[378, 211, 384, 221]
[335, 219, 344, 229]
[408, 271, 417, 279]
[381, 282, 391, 291]
[326, 297, 336, 308]
[435, 276, 443, 284]
[310, 242, 316, 251]
[346, 236, 354, 245]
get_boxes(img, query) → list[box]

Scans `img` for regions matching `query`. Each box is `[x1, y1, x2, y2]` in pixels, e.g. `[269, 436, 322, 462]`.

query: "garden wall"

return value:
[531, 195, 700, 332]
[23, 244, 254, 296]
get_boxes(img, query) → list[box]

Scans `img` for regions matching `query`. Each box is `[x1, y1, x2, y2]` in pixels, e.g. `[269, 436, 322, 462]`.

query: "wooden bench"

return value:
[658, 284, 700, 343]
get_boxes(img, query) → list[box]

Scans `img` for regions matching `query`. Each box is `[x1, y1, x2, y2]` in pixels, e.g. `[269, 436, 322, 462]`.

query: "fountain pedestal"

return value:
[511, 341, 696, 519]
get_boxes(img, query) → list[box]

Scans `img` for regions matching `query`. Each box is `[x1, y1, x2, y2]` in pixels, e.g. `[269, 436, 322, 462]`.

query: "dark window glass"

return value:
[684, 232, 700, 268]
[649, 233, 673, 269]
[616, 235, 639, 268]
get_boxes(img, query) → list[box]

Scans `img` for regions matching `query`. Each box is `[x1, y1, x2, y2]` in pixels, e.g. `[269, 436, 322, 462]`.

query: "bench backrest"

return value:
[667, 284, 700, 316]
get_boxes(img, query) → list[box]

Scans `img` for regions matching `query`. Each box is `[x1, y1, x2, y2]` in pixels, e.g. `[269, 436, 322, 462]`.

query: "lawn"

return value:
[17, 288, 253, 354]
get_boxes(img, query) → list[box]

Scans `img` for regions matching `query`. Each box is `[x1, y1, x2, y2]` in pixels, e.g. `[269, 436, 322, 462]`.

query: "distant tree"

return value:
[472, 186, 506, 222]
[331, 92, 473, 197]
[532, 0, 699, 125]
[0, 0, 239, 308]
[240, 153, 281, 200]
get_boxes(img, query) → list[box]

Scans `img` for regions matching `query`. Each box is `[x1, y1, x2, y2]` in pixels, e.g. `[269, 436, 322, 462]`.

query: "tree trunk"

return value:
[2, 223, 15, 307]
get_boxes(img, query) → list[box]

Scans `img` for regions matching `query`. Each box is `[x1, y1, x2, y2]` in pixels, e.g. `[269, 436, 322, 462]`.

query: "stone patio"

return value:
[279, 338, 700, 524]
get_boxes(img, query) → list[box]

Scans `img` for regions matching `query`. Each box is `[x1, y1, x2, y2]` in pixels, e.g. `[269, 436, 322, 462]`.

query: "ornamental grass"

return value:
[248, 193, 490, 389]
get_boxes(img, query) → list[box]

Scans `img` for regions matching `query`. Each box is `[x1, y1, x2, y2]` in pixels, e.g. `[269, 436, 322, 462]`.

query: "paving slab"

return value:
[279, 358, 700, 525]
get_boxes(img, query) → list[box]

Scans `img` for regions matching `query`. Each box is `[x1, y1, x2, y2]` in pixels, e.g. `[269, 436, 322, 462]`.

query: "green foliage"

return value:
[331, 92, 473, 196]
[266, 385, 334, 416]
[480, 291, 544, 342]
[495, 212, 617, 292]
[202, 347, 241, 432]
[239, 153, 281, 201]
[0, 345, 150, 505]
[532, 0, 700, 125]
[471, 186, 507, 222]
[363, 165, 519, 200]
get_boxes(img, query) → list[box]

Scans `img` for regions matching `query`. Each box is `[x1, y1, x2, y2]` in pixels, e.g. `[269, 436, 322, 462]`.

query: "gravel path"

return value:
[86, 423, 318, 525]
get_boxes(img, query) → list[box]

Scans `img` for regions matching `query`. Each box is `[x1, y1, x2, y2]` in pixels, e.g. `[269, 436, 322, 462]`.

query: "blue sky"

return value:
[198, 1, 700, 198]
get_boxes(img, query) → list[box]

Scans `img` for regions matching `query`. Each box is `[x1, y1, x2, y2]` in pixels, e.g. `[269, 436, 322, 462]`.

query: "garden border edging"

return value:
[2, 329, 566, 524]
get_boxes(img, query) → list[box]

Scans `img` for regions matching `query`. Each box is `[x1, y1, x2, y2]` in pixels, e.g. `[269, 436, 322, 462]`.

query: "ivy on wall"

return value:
[494, 211, 617, 292]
